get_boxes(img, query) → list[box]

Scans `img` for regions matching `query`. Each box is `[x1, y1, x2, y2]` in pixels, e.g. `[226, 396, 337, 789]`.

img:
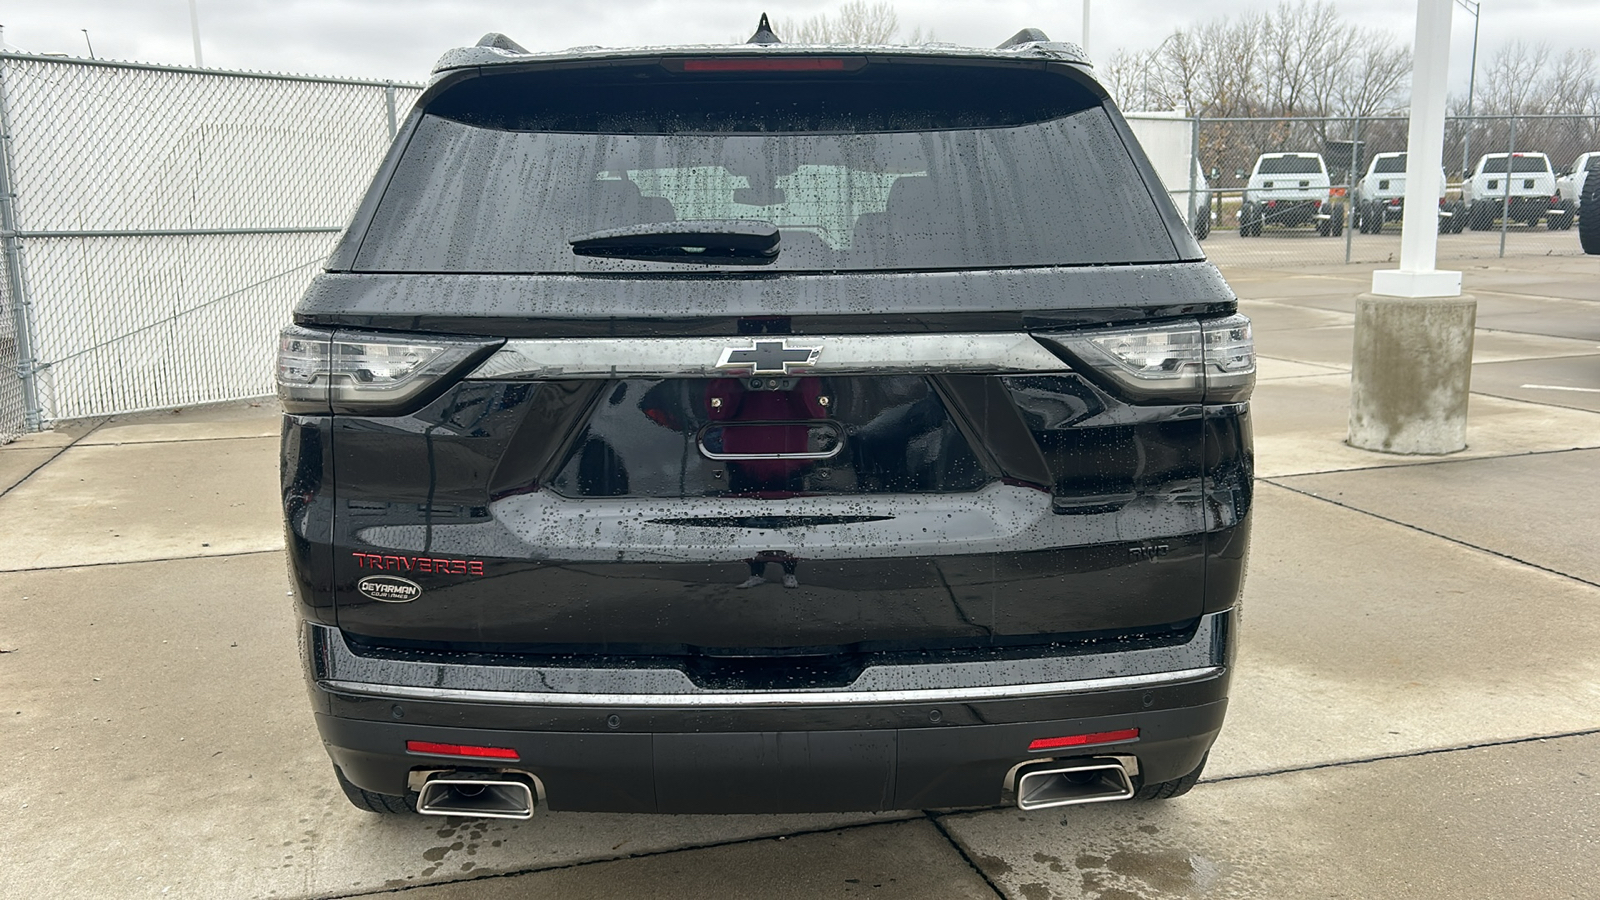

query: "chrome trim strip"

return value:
[319, 666, 1223, 708]
[467, 333, 1071, 380]
[696, 422, 844, 461]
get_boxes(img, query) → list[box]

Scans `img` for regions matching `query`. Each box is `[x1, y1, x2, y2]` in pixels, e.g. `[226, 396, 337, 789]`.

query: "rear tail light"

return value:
[277, 326, 500, 415]
[406, 740, 520, 760]
[1038, 314, 1254, 404]
[1028, 728, 1140, 751]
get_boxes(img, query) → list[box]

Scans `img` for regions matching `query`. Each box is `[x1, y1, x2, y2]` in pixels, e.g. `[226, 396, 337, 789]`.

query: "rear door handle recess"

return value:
[696, 421, 845, 460]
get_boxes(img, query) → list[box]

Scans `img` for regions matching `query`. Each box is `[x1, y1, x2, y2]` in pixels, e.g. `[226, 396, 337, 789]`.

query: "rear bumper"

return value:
[304, 611, 1234, 813]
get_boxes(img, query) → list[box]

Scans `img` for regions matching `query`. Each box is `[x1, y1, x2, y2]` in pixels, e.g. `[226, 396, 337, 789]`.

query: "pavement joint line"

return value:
[924, 811, 1008, 899]
[1467, 387, 1600, 417]
[71, 432, 279, 447]
[0, 417, 110, 502]
[1200, 726, 1600, 786]
[1466, 288, 1600, 306]
[1257, 443, 1600, 480]
[0, 547, 284, 576]
[1469, 325, 1600, 346]
[315, 814, 925, 900]
[1259, 479, 1600, 591]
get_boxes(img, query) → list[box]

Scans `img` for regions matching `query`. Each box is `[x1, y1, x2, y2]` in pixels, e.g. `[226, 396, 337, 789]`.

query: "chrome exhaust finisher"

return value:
[416, 773, 536, 820]
[1014, 758, 1135, 811]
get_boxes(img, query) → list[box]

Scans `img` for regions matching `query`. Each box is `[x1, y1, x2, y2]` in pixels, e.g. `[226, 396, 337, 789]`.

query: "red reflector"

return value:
[1028, 728, 1139, 751]
[682, 58, 847, 72]
[406, 740, 520, 761]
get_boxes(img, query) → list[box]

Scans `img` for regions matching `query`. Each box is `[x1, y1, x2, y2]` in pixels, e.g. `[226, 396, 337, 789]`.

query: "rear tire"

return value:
[1369, 203, 1383, 234]
[1194, 205, 1211, 240]
[1450, 201, 1468, 233]
[335, 766, 417, 815]
[1132, 753, 1207, 801]
[1330, 203, 1345, 237]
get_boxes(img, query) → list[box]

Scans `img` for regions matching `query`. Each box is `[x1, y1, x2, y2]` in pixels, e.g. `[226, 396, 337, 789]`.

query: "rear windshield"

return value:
[1257, 156, 1324, 175]
[1480, 155, 1550, 174]
[1372, 156, 1406, 173]
[353, 61, 1183, 274]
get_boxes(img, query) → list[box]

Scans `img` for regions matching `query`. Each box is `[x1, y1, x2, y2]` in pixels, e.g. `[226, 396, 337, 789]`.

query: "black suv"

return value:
[279, 21, 1253, 819]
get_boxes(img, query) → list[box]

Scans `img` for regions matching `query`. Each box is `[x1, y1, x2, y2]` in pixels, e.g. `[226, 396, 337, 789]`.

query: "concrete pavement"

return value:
[1, 254, 1597, 898]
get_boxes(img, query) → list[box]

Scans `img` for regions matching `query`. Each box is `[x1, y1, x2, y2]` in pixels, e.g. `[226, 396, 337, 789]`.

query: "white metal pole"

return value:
[188, 0, 204, 67]
[1371, 0, 1459, 297]
[1082, 0, 1091, 59]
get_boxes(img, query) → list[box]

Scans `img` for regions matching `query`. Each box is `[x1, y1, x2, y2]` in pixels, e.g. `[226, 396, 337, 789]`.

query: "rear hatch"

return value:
[289, 52, 1249, 670]
[1364, 154, 1409, 201]
[1474, 153, 1556, 199]
[1249, 154, 1330, 203]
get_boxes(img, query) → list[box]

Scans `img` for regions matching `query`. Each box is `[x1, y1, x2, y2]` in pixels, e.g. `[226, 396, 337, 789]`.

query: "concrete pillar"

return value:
[1349, 295, 1476, 454]
[1351, 0, 1473, 455]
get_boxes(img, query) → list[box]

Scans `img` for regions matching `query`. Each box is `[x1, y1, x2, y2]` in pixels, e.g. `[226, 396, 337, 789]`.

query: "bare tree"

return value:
[1478, 39, 1553, 116]
[1263, 0, 1348, 117]
[778, 2, 907, 45]
[1545, 47, 1599, 116]
[1194, 13, 1269, 119]
[1334, 32, 1412, 118]
[1102, 47, 1164, 111]
[1156, 28, 1207, 117]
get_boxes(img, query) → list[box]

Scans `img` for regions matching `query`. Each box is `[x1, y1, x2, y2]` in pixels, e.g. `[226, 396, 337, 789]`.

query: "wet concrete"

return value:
[0, 434, 282, 571]
[1276, 448, 1600, 586]
[942, 732, 1600, 899]
[1469, 353, 1600, 413]
[0, 447, 59, 494]
[390, 819, 999, 899]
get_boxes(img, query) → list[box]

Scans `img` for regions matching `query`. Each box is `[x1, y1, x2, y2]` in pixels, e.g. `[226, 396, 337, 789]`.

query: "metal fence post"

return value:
[0, 55, 42, 432]
[1345, 114, 1359, 264]
[385, 81, 397, 140]
[1499, 117, 1515, 258]
[1186, 114, 1200, 235]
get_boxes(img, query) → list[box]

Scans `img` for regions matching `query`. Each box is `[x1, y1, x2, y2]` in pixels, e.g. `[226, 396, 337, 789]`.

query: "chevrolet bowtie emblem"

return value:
[716, 340, 822, 375]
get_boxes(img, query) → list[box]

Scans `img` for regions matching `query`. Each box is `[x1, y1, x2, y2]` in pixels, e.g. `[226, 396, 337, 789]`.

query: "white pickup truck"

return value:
[1462, 152, 1569, 230]
[1239, 152, 1343, 237]
[1556, 151, 1595, 219]
[1353, 152, 1463, 234]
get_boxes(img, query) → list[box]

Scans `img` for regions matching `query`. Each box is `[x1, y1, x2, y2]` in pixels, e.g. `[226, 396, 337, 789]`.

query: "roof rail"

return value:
[997, 28, 1051, 49]
[477, 33, 529, 54]
[747, 13, 781, 45]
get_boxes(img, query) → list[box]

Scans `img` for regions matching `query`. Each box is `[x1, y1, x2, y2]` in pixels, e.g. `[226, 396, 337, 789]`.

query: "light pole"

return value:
[188, 0, 204, 67]
[1456, 0, 1480, 177]
[1082, 0, 1091, 60]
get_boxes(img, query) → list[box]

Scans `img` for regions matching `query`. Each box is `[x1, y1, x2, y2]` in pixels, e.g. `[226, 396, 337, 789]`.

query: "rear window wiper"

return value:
[569, 220, 780, 265]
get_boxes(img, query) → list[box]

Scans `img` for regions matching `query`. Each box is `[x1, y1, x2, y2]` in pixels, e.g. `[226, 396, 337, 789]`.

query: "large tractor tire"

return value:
[1581, 160, 1600, 255]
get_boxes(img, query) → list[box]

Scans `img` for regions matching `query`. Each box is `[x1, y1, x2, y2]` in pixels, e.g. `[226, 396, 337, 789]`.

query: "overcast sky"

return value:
[1, 0, 1593, 96]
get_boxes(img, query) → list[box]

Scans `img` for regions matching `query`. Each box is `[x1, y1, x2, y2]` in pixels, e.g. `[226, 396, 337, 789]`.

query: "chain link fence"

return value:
[1134, 113, 1598, 270]
[0, 53, 420, 441]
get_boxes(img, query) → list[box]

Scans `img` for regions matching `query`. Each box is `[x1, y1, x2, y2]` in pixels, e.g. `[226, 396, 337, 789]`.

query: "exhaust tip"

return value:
[417, 773, 536, 820]
[1015, 758, 1134, 811]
